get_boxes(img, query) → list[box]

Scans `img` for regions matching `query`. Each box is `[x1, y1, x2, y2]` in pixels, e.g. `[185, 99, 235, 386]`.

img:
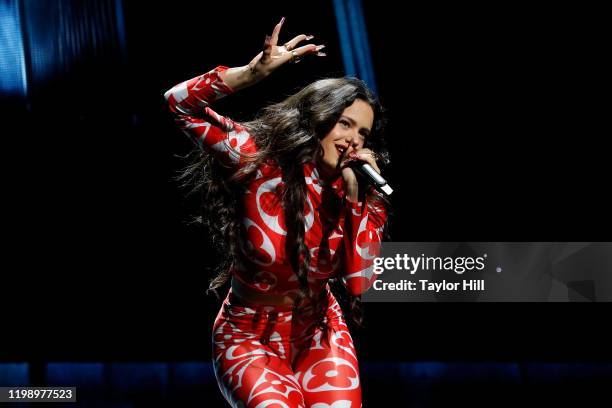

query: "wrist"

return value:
[345, 182, 359, 203]
[219, 65, 262, 92]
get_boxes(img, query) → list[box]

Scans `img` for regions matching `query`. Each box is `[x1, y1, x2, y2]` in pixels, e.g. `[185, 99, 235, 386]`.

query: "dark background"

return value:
[2, 0, 610, 367]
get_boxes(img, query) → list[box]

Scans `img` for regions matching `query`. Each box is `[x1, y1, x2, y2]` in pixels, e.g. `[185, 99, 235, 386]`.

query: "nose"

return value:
[345, 134, 360, 150]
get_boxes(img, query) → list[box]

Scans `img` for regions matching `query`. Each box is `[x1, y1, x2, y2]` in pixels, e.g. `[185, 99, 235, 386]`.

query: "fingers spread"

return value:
[285, 34, 313, 51]
[292, 43, 326, 58]
[270, 17, 285, 47]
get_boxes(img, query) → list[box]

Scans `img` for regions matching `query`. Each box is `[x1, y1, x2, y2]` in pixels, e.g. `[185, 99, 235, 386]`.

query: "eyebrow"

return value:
[341, 115, 371, 135]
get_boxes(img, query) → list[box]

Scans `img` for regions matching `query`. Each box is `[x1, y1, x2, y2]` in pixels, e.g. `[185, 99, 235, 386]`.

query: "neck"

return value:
[315, 159, 341, 184]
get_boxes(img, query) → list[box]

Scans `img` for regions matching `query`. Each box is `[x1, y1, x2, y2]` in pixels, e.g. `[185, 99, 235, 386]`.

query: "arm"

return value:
[164, 17, 325, 169]
[341, 193, 388, 296]
[164, 65, 257, 169]
[338, 146, 388, 296]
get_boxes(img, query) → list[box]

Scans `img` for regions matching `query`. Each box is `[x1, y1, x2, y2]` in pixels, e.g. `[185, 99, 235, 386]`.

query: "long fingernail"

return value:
[280, 17, 285, 24]
[317, 52, 327, 57]
[306, 35, 314, 40]
[316, 45, 326, 51]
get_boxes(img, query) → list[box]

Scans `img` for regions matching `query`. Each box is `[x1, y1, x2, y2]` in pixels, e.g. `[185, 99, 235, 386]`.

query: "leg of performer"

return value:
[292, 291, 362, 408]
[212, 292, 306, 408]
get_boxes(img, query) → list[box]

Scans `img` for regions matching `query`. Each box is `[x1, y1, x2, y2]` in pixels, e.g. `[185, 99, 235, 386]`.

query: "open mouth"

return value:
[335, 145, 347, 157]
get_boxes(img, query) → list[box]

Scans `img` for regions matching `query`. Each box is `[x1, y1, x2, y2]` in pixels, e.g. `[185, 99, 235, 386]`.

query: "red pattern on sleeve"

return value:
[341, 193, 388, 296]
[164, 66, 257, 169]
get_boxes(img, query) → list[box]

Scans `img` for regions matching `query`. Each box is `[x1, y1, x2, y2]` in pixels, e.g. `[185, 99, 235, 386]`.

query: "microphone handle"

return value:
[351, 163, 394, 195]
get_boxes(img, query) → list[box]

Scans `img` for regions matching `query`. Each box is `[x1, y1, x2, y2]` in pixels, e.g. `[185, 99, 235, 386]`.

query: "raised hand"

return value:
[219, 18, 326, 92]
[247, 17, 326, 79]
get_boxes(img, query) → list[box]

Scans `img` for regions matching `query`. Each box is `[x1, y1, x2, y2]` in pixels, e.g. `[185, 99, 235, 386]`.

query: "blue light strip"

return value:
[350, 0, 377, 94]
[0, 0, 28, 96]
[114, 0, 127, 60]
[333, 0, 356, 77]
[333, 0, 377, 95]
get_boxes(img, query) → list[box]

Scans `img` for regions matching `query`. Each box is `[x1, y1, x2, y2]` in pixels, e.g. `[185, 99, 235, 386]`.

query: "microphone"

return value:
[350, 162, 393, 196]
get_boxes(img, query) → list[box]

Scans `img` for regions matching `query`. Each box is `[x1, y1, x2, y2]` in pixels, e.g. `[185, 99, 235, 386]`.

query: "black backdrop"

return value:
[2, 0, 609, 362]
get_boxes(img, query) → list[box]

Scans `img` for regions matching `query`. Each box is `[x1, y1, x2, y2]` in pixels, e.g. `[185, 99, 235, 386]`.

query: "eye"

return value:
[339, 119, 350, 128]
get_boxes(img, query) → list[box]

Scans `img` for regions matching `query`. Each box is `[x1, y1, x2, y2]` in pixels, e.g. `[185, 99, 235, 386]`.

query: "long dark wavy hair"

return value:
[176, 76, 391, 327]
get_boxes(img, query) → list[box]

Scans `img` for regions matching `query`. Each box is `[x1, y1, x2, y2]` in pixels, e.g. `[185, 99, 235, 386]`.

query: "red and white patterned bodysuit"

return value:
[165, 66, 387, 408]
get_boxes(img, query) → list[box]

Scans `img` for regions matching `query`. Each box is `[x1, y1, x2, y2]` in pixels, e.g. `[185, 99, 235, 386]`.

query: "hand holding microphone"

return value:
[340, 148, 393, 197]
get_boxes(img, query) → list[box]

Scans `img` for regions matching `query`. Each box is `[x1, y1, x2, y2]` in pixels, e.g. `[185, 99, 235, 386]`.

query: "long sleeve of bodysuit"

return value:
[164, 66, 257, 169]
[341, 194, 387, 296]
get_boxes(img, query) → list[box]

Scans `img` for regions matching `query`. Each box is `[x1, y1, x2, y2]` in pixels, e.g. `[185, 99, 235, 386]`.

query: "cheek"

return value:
[323, 142, 335, 159]
[321, 130, 339, 154]
[323, 126, 341, 141]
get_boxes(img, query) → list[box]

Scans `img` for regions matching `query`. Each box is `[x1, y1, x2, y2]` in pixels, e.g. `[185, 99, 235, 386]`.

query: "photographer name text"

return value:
[373, 279, 485, 292]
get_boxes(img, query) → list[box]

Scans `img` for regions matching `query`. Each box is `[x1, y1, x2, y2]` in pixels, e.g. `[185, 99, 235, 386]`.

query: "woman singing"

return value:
[164, 17, 390, 408]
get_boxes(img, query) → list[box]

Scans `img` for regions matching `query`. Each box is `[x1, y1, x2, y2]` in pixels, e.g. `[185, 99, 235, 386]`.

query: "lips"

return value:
[335, 144, 348, 157]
